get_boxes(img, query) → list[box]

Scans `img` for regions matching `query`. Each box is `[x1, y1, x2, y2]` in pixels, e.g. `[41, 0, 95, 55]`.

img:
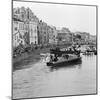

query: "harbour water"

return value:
[13, 54, 97, 99]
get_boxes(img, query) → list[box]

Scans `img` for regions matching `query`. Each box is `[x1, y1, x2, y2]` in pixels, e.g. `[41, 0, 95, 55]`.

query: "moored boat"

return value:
[83, 52, 94, 55]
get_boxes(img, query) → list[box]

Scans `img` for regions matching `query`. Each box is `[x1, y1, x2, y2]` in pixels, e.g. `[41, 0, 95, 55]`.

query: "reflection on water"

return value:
[13, 55, 96, 99]
[50, 60, 82, 71]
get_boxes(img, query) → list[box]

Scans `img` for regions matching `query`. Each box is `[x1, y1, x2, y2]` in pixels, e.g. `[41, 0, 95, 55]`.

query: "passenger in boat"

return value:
[65, 54, 69, 59]
[53, 54, 58, 62]
[76, 50, 80, 57]
[69, 47, 72, 53]
[63, 54, 69, 60]
[50, 54, 53, 62]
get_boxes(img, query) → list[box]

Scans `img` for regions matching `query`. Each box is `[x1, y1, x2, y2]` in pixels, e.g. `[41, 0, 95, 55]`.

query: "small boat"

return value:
[46, 54, 82, 67]
[82, 46, 97, 56]
[83, 52, 94, 55]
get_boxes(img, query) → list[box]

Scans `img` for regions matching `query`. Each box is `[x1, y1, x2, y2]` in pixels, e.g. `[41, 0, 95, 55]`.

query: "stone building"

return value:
[56, 28, 72, 44]
[37, 20, 48, 45]
[29, 21, 38, 45]
[74, 32, 90, 44]
[13, 7, 39, 47]
[81, 32, 90, 43]
[89, 35, 96, 45]
[13, 18, 25, 48]
[47, 26, 57, 44]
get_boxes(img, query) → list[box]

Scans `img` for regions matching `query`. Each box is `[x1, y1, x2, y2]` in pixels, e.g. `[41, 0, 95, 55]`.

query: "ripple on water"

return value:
[13, 55, 97, 99]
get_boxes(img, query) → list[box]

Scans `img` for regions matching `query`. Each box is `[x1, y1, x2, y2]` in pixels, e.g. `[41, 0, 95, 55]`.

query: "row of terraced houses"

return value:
[13, 7, 58, 48]
[13, 7, 96, 48]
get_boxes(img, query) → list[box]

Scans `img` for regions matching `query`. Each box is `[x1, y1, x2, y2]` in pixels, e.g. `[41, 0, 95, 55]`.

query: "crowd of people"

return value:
[49, 45, 81, 62]
[13, 43, 56, 58]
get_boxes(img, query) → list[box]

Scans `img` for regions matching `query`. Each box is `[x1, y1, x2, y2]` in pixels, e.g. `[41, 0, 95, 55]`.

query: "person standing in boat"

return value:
[53, 54, 58, 62]
[72, 45, 81, 57]
[50, 54, 54, 62]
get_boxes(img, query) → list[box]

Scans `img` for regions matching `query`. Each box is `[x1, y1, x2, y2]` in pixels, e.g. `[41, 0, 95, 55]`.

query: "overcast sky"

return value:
[13, 1, 96, 35]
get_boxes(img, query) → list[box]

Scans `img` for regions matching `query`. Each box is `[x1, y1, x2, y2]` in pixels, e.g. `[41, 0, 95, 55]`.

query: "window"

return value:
[19, 24, 21, 30]
[34, 28, 37, 33]
[15, 27, 17, 31]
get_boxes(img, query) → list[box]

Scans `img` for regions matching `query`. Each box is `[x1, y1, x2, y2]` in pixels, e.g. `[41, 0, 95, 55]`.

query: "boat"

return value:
[83, 51, 94, 55]
[46, 54, 82, 67]
[82, 49, 96, 55]
[82, 45, 97, 56]
[50, 46, 81, 57]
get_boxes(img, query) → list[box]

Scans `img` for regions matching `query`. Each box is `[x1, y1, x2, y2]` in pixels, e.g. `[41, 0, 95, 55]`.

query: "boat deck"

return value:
[47, 54, 81, 66]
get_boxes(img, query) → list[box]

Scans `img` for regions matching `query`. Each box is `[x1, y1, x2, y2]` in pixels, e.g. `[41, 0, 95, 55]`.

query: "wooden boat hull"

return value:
[47, 57, 82, 67]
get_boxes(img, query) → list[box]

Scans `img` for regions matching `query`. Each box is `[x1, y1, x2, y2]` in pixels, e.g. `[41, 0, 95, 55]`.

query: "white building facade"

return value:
[13, 18, 25, 48]
[29, 21, 38, 45]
